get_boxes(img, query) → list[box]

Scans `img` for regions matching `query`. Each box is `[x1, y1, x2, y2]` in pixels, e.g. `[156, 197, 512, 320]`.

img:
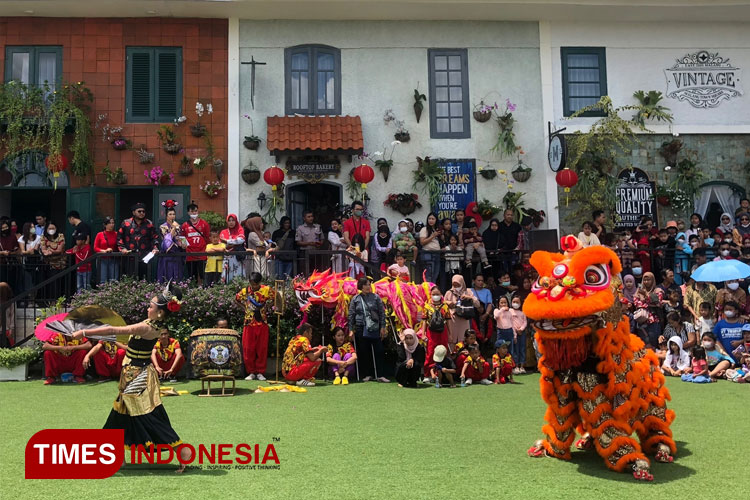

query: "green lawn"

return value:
[0, 374, 744, 499]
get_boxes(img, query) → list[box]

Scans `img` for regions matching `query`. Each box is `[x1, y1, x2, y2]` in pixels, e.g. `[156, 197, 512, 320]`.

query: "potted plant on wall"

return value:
[384, 109, 410, 143]
[413, 86, 426, 123]
[0, 346, 40, 381]
[190, 101, 212, 137]
[473, 101, 494, 123]
[412, 156, 444, 208]
[144, 165, 174, 186]
[511, 153, 531, 182]
[658, 137, 683, 167]
[157, 125, 181, 155]
[102, 164, 128, 185]
[491, 98, 520, 158]
[241, 161, 261, 184]
[136, 145, 154, 164]
[632, 90, 673, 127]
[200, 180, 226, 198]
[179, 155, 193, 176]
[243, 114, 262, 150]
[477, 165, 497, 180]
[384, 193, 422, 216]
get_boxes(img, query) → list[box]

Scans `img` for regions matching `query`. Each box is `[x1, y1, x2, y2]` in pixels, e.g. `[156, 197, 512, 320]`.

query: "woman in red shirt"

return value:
[94, 217, 119, 283]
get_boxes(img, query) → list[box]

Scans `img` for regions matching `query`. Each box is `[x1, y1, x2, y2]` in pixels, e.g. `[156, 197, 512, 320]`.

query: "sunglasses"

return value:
[135, 209, 145, 213]
[722, 217, 730, 220]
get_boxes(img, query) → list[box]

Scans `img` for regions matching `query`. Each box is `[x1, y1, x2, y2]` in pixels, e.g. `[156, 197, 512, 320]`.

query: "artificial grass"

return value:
[0, 374, 744, 499]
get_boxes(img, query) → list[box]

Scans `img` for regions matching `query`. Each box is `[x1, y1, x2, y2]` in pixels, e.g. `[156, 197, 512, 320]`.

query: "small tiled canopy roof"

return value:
[266, 116, 364, 156]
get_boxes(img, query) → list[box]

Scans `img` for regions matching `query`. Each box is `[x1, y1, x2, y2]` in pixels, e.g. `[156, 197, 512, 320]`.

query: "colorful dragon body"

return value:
[293, 269, 433, 332]
[523, 236, 676, 481]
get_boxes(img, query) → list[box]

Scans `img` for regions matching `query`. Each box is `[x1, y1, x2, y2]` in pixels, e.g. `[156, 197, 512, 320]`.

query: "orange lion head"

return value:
[523, 235, 623, 342]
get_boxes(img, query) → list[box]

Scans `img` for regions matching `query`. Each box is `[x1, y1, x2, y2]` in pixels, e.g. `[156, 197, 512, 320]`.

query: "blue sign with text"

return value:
[433, 159, 477, 221]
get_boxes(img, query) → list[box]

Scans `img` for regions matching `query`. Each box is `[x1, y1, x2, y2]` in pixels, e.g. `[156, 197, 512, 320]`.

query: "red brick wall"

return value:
[0, 17, 228, 213]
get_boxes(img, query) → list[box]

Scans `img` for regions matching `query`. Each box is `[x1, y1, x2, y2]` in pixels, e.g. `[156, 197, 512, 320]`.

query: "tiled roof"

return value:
[266, 115, 363, 154]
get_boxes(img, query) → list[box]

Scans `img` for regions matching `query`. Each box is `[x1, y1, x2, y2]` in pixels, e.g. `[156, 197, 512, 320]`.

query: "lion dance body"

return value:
[523, 236, 676, 481]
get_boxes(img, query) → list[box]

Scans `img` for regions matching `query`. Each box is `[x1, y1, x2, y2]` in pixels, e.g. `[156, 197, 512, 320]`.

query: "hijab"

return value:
[736, 212, 750, 237]
[636, 271, 657, 302]
[482, 218, 502, 250]
[719, 212, 734, 234]
[222, 214, 244, 239]
[400, 328, 418, 361]
[246, 216, 264, 242]
[447, 274, 467, 303]
[664, 335, 690, 371]
[376, 225, 391, 248]
[622, 274, 637, 303]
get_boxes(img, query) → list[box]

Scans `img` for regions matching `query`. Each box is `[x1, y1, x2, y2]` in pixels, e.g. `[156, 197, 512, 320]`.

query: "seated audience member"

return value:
[662, 336, 691, 377]
[387, 252, 411, 282]
[326, 326, 357, 385]
[395, 328, 425, 388]
[696, 301, 716, 336]
[83, 340, 127, 379]
[430, 345, 457, 388]
[282, 323, 326, 387]
[681, 346, 711, 383]
[701, 332, 735, 380]
[462, 219, 491, 271]
[42, 332, 92, 384]
[454, 329, 478, 375]
[151, 331, 185, 381]
[492, 340, 515, 384]
[459, 344, 492, 386]
[726, 324, 750, 382]
[713, 300, 745, 351]
[662, 311, 697, 350]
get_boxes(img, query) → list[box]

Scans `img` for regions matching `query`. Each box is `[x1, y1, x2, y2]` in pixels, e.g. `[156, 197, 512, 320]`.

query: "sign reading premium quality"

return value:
[285, 156, 341, 183]
[664, 50, 743, 108]
[615, 168, 656, 230]
[433, 158, 477, 221]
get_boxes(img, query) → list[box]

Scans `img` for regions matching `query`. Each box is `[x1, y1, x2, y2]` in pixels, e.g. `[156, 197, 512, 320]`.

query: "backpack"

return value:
[454, 298, 477, 319]
[429, 309, 445, 332]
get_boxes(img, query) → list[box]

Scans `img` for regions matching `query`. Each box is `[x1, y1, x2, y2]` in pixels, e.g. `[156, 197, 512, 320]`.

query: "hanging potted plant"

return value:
[476, 199, 501, 219]
[179, 155, 193, 176]
[412, 156, 445, 208]
[242, 114, 262, 150]
[632, 90, 673, 127]
[384, 193, 422, 216]
[111, 137, 130, 151]
[136, 145, 154, 164]
[102, 164, 128, 185]
[473, 101, 494, 123]
[157, 125, 181, 155]
[511, 153, 532, 182]
[190, 101, 212, 137]
[658, 138, 683, 167]
[384, 109, 410, 143]
[367, 141, 400, 182]
[242, 162, 261, 184]
[491, 98, 520, 158]
[212, 158, 224, 179]
[200, 180, 226, 198]
[413, 86, 426, 123]
[144, 165, 174, 186]
[478, 165, 497, 180]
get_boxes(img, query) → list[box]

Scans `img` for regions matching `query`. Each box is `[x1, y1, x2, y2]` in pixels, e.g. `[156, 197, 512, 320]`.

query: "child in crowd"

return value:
[83, 339, 127, 380]
[701, 332, 735, 380]
[663, 289, 683, 318]
[713, 300, 745, 353]
[493, 296, 514, 345]
[444, 234, 464, 275]
[462, 219, 491, 271]
[387, 252, 410, 282]
[510, 295, 528, 374]
[577, 221, 600, 247]
[460, 344, 492, 386]
[454, 329, 477, 374]
[492, 340, 515, 384]
[216, 318, 229, 329]
[726, 324, 750, 382]
[423, 286, 450, 382]
[392, 220, 418, 262]
[662, 336, 690, 377]
[681, 346, 711, 383]
[373, 225, 393, 271]
[326, 326, 357, 385]
[204, 229, 226, 287]
[282, 323, 327, 387]
[347, 234, 368, 279]
[496, 272, 517, 298]
[151, 331, 185, 381]
[395, 328, 425, 388]
[697, 301, 716, 336]
[431, 345, 457, 388]
[65, 234, 92, 291]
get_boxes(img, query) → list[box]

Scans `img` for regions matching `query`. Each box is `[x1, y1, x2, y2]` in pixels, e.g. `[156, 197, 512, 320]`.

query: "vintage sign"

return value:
[433, 159, 477, 221]
[615, 168, 656, 230]
[548, 134, 566, 172]
[664, 50, 743, 108]
[285, 156, 341, 183]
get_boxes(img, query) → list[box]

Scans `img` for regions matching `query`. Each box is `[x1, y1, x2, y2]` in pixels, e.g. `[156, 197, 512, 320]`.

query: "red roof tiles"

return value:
[266, 116, 363, 154]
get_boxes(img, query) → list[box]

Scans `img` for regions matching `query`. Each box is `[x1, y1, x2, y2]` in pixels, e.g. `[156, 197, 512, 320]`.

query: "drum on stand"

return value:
[190, 328, 242, 377]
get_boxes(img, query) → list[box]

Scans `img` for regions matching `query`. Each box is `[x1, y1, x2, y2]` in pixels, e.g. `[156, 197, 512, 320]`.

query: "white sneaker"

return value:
[512, 368, 520, 375]
[479, 379, 493, 385]
[296, 379, 315, 387]
[256, 374, 267, 381]
[376, 377, 390, 383]
[465, 378, 473, 385]
[244, 374, 256, 381]
[362, 376, 374, 382]
[519, 367, 526, 374]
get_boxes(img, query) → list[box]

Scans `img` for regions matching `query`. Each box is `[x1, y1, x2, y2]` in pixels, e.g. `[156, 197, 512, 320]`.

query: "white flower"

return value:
[372, 151, 383, 157]
[175, 115, 187, 124]
[194, 158, 201, 166]
[664, 166, 672, 171]
[195, 102, 204, 117]
[391, 140, 401, 146]
[206, 103, 213, 114]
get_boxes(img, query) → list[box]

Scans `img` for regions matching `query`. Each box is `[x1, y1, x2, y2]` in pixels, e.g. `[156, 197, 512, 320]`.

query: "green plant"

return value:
[489, 99, 520, 158]
[413, 86, 426, 123]
[412, 156, 445, 208]
[156, 125, 177, 145]
[346, 169, 363, 201]
[476, 199, 501, 219]
[0, 347, 40, 369]
[200, 210, 228, 231]
[658, 138, 683, 167]
[34, 296, 66, 326]
[632, 90, 673, 127]
[102, 164, 126, 184]
[502, 191, 528, 222]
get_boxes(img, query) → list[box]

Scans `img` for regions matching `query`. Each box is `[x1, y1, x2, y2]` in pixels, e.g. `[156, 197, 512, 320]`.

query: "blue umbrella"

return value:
[690, 259, 750, 282]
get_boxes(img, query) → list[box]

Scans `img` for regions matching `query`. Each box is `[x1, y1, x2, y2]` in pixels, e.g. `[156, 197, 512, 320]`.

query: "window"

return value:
[125, 47, 182, 123]
[4, 46, 63, 89]
[561, 47, 607, 117]
[284, 45, 341, 115]
[428, 49, 470, 139]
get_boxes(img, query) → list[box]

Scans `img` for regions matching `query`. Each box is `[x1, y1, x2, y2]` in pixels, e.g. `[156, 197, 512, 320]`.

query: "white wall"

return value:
[236, 20, 547, 230]
[548, 22, 750, 133]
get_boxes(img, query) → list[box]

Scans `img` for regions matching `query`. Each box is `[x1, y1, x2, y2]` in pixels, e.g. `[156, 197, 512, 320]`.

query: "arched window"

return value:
[284, 45, 341, 116]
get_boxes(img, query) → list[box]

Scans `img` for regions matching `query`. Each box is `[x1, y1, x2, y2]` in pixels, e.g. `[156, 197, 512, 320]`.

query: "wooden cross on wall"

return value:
[241, 56, 267, 109]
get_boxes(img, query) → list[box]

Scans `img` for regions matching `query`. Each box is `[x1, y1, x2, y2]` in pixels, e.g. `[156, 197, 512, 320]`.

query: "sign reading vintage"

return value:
[664, 50, 743, 108]
[285, 157, 341, 183]
[615, 168, 656, 230]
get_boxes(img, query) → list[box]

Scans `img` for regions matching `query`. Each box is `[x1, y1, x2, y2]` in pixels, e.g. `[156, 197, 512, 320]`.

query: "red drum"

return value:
[190, 328, 242, 377]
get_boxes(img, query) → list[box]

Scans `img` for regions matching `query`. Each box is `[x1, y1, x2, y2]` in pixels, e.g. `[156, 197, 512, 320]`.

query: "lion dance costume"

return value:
[524, 236, 675, 481]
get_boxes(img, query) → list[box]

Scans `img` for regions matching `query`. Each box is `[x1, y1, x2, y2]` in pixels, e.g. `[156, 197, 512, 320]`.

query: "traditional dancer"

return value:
[236, 271, 272, 381]
[72, 282, 190, 472]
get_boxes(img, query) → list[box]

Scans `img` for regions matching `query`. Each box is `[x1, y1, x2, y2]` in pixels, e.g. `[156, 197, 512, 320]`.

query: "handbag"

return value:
[633, 308, 649, 324]
[454, 297, 477, 319]
[429, 309, 446, 332]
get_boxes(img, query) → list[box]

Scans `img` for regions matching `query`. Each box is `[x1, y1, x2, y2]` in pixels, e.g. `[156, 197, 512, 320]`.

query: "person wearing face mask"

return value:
[732, 212, 750, 245]
[700, 332, 735, 380]
[392, 220, 418, 263]
[342, 200, 371, 251]
[716, 282, 746, 320]
[713, 300, 747, 352]
[444, 275, 480, 353]
[180, 202, 210, 287]
[469, 274, 494, 345]
[422, 286, 450, 382]
[117, 203, 159, 279]
[713, 242, 733, 262]
[633, 272, 664, 348]
[624, 259, 644, 285]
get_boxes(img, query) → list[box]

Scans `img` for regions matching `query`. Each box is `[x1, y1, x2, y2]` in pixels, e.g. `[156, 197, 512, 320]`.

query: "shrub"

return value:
[0, 347, 40, 369]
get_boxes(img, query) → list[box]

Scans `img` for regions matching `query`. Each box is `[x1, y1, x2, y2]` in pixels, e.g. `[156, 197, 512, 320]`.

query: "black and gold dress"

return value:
[103, 319, 182, 449]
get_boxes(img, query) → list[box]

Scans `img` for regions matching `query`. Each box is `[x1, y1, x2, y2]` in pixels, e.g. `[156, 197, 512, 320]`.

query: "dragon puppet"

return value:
[293, 269, 434, 334]
[523, 236, 676, 482]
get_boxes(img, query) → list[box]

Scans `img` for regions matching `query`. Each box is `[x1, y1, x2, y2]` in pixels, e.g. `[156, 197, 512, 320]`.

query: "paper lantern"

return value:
[556, 168, 578, 206]
[263, 165, 285, 191]
[353, 164, 375, 187]
[44, 154, 69, 176]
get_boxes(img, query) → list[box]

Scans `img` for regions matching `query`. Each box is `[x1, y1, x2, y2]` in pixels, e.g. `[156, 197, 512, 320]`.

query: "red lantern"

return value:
[555, 168, 578, 206]
[263, 165, 285, 191]
[353, 164, 375, 186]
[44, 154, 69, 176]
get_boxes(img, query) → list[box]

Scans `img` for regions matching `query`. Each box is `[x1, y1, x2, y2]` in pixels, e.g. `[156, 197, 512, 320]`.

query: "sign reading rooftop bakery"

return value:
[615, 168, 656, 230]
[285, 156, 341, 183]
[664, 50, 743, 108]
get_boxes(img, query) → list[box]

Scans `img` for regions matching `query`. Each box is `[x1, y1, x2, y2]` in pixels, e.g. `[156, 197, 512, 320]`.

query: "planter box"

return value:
[0, 363, 28, 381]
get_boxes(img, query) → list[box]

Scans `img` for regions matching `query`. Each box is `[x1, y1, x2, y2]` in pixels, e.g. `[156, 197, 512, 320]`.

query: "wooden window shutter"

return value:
[155, 48, 182, 122]
[127, 48, 154, 121]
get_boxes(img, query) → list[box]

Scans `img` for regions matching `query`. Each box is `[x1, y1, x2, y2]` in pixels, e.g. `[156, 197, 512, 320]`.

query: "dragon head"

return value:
[293, 269, 350, 311]
[523, 235, 623, 344]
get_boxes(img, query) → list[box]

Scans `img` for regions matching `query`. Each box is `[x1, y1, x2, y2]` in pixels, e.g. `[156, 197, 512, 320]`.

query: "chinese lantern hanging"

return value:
[352, 164, 375, 203]
[263, 165, 285, 191]
[555, 167, 579, 206]
[44, 154, 69, 189]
